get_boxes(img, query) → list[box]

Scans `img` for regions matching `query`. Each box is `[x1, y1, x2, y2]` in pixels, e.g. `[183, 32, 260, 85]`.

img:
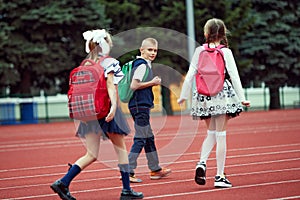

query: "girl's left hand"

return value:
[242, 100, 251, 107]
[105, 106, 116, 122]
[177, 98, 186, 105]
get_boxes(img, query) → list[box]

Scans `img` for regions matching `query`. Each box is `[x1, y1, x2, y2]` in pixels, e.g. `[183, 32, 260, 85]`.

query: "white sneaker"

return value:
[214, 175, 232, 188]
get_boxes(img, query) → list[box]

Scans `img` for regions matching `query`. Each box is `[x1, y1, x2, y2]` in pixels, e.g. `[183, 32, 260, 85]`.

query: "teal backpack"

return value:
[118, 58, 149, 103]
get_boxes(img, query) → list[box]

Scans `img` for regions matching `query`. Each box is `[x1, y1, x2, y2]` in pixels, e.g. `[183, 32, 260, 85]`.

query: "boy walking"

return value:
[127, 38, 171, 183]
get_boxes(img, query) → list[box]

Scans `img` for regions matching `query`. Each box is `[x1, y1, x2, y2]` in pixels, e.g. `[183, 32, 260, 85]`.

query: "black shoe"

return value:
[50, 180, 76, 200]
[195, 162, 206, 185]
[120, 188, 144, 199]
[214, 175, 232, 188]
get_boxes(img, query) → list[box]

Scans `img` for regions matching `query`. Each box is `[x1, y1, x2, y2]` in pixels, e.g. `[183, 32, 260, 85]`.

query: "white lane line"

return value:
[1, 122, 299, 152]
[0, 140, 80, 149]
[2, 168, 300, 200]
[0, 137, 78, 145]
[0, 150, 300, 181]
[0, 158, 299, 189]
[269, 195, 300, 200]
[1, 142, 299, 173]
[143, 179, 300, 199]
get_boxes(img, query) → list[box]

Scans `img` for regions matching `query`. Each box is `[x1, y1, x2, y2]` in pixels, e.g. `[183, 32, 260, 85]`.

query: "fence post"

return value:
[45, 93, 49, 123]
[244, 88, 248, 112]
[280, 87, 285, 109]
[263, 85, 267, 110]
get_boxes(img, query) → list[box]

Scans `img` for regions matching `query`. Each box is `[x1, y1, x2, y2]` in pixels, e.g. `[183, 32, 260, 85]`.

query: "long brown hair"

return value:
[204, 18, 229, 47]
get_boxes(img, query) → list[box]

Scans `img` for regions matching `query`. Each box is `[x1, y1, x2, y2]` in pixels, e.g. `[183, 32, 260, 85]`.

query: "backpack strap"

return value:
[203, 44, 225, 54]
[132, 58, 147, 68]
[215, 45, 230, 81]
[80, 59, 96, 66]
[80, 56, 110, 67]
[97, 55, 110, 66]
[216, 44, 225, 49]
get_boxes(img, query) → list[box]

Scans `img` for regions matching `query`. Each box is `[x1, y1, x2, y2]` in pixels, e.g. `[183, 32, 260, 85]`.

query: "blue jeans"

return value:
[128, 108, 161, 173]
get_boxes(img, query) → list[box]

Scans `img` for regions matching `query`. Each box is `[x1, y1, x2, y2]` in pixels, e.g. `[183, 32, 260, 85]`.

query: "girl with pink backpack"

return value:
[178, 18, 250, 188]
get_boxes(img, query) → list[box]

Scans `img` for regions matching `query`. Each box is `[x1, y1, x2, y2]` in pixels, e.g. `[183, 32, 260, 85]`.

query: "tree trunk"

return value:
[10, 70, 32, 97]
[161, 85, 173, 116]
[269, 86, 281, 110]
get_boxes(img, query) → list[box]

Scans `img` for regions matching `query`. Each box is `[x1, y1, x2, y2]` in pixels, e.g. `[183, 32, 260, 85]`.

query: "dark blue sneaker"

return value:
[120, 188, 144, 199]
[50, 180, 76, 200]
[195, 162, 206, 185]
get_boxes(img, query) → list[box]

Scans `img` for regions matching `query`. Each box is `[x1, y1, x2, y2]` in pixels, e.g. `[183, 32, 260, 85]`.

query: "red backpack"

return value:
[67, 57, 110, 121]
[195, 44, 226, 96]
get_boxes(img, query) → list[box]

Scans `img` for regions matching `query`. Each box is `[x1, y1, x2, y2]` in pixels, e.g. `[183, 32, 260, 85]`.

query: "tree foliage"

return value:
[1, 0, 298, 111]
[239, 0, 300, 109]
[0, 0, 110, 96]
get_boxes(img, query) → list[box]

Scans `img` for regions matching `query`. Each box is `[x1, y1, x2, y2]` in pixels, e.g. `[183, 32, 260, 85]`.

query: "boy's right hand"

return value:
[152, 76, 161, 86]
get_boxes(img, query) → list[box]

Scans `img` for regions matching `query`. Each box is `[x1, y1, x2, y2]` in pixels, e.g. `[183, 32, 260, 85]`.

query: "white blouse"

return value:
[102, 57, 124, 85]
[179, 46, 246, 102]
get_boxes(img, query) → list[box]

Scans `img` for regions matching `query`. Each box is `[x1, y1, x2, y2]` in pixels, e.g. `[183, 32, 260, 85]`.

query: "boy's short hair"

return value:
[141, 38, 158, 47]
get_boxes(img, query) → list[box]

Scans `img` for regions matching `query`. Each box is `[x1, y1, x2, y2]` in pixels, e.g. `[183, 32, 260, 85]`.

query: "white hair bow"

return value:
[82, 29, 110, 54]
[82, 30, 94, 53]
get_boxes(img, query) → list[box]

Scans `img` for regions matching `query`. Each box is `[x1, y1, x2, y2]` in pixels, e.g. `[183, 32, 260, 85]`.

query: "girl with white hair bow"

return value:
[50, 29, 144, 200]
[83, 29, 112, 55]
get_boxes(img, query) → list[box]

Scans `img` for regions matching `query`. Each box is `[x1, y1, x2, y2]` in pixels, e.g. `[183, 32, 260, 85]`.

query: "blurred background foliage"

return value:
[0, 0, 299, 111]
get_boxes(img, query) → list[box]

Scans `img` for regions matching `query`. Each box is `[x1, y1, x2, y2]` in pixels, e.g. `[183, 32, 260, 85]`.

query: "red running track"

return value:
[0, 109, 299, 200]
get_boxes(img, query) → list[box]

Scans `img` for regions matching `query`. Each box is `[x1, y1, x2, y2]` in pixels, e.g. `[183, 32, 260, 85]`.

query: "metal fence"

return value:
[0, 86, 299, 125]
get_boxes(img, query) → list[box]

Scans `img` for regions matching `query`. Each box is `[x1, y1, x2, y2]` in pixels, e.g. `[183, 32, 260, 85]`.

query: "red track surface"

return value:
[0, 109, 300, 200]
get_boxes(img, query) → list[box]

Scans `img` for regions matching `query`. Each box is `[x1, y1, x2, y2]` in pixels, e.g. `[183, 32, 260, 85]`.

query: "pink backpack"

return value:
[67, 57, 111, 121]
[195, 44, 226, 96]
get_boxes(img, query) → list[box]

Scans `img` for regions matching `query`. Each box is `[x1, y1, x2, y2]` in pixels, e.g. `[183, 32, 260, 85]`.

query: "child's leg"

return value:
[216, 131, 226, 176]
[215, 115, 229, 176]
[108, 133, 130, 190]
[61, 132, 100, 187]
[75, 132, 101, 169]
[108, 133, 129, 164]
[128, 109, 149, 174]
[199, 130, 216, 163]
[145, 135, 160, 171]
[200, 118, 216, 164]
[195, 118, 216, 185]
[128, 137, 146, 174]
[109, 133, 144, 199]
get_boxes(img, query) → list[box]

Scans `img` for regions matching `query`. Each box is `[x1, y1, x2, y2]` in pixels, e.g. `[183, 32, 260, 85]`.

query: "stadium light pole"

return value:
[186, 0, 195, 62]
[185, 0, 195, 110]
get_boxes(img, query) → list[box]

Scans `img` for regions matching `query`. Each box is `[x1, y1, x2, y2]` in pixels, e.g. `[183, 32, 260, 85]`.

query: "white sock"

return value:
[216, 131, 226, 176]
[200, 130, 216, 164]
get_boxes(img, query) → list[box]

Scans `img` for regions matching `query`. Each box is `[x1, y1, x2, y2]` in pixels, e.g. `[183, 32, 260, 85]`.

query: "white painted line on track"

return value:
[269, 195, 300, 200]
[2, 168, 300, 200]
[143, 179, 300, 199]
[0, 148, 299, 181]
[0, 140, 80, 149]
[1, 142, 299, 171]
[1, 122, 299, 152]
